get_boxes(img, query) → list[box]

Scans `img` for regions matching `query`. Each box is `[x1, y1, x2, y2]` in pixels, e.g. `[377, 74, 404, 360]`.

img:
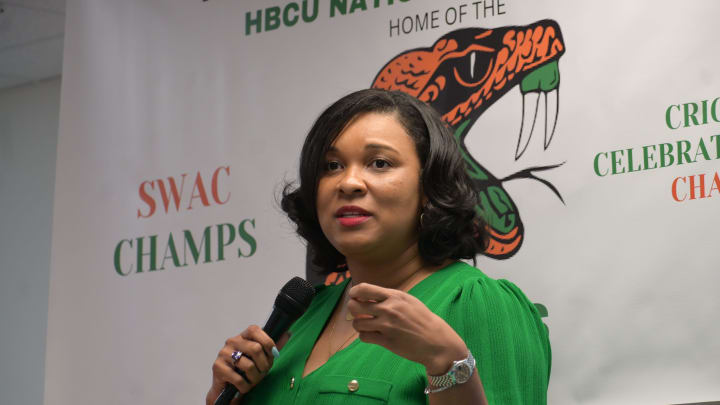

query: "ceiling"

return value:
[0, 0, 65, 90]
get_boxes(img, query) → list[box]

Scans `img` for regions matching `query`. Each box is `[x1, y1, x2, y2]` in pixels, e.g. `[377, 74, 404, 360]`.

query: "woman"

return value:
[207, 89, 551, 404]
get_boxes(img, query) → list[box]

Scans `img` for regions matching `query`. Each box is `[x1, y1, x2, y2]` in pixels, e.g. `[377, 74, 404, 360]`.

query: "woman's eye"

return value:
[325, 161, 342, 171]
[371, 159, 391, 169]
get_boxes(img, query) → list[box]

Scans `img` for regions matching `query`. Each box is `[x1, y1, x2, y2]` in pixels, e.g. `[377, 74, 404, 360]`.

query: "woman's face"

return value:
[316, 112, 424, 261]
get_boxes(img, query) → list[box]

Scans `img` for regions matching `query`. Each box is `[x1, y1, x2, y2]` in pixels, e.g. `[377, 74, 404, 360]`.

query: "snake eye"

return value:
[456, 51, 492, 86]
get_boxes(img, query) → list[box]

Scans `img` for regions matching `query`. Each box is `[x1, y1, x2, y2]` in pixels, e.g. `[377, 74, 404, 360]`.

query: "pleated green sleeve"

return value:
[449, 275, 551, 405]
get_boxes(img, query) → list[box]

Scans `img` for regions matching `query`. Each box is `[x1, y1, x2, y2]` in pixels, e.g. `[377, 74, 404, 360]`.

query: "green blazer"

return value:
[242, 262, 551, 404]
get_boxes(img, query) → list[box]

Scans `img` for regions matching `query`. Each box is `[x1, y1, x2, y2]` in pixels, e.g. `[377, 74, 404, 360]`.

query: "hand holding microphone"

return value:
[206, 325, 277, 405]
[207, 277, 315, 405]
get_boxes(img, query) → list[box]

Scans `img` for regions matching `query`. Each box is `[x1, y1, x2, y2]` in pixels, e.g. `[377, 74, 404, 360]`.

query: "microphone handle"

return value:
[213, 384, 237, 405]
[213, 309, 295, 405]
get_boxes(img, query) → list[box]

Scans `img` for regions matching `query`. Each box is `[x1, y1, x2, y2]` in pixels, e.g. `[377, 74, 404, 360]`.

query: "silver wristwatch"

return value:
[424, 351, 476, 394]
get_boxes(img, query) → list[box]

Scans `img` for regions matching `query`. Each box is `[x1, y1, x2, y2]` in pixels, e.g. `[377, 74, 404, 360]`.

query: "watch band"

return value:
[424, 351, 476, 394]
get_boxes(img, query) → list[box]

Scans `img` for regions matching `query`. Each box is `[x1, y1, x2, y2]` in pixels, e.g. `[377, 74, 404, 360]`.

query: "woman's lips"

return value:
[335, 206, 372, 227]
[337, 215, 371, 227]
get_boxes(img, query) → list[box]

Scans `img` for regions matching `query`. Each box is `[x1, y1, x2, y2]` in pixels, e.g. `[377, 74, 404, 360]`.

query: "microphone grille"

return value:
[276, 276, 316, 314]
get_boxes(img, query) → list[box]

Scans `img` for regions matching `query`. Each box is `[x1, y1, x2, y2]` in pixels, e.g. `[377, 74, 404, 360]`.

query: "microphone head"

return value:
[274, 277, 316, 318]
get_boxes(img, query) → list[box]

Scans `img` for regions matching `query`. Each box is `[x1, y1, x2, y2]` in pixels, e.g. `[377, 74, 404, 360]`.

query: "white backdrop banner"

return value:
[47, 0, 720, 404]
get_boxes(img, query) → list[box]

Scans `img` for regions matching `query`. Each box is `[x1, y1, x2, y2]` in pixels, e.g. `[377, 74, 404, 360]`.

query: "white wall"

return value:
[0, 77, 60, 405]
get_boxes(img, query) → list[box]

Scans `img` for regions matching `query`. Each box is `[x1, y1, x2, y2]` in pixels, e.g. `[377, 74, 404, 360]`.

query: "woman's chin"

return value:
[332, 238, 380, 259]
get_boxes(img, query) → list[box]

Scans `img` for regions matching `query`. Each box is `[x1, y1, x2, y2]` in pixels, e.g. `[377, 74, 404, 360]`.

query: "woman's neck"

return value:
[345, 244, 439, 292]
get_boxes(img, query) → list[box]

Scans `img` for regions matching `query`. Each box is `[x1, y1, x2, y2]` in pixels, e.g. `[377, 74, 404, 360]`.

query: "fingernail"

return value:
[271, 346, 280, 358]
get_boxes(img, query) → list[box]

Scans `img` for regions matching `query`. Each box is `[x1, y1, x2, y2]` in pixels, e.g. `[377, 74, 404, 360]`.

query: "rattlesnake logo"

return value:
[321, 20, 566, 287]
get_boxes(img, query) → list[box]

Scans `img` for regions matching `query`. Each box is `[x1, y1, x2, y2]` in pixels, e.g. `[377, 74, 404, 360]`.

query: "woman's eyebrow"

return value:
[326, 144, 399, 153]
[365, 143, 399, 153]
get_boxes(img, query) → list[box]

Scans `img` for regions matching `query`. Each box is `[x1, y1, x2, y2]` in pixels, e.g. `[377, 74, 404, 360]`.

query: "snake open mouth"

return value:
[372, 20, 566, 259]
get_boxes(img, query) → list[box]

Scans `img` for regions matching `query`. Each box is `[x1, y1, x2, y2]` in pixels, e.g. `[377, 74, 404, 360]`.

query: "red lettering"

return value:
[212, 166, 231, 205]
[187, 172, 210, 210]
[689, 173, 706, 200]
[137, 181, 156, 218]
[672, 172, 720, 202]
[709, 172, 720, 197]
[137, 166, 230, 216]
[156, 174, 187, 213]
[671, 177, 687, 202]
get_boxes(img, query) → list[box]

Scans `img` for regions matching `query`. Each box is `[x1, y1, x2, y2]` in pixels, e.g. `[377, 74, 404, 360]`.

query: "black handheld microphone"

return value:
[214, 277, 315, 405]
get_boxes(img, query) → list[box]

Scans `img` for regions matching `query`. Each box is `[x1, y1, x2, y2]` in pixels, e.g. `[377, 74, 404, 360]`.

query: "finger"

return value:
[223, 334, 254, 368]
[230, 370, 253, 394]
[241, 325, 277, 358]
[347, 298, 379, 318]
[242, 325, 277, 372]
[212, 358, 252, 394]
[352, 318, 377, 333]
[223, 335, 246, 354]
[220, 344, 250, 372]
[348, 282, 392, 302]
[352, 316, 387, 333]
[235, 355, 263, 386]
[238, 333, 273, 373]
[219, 347, 238, 370]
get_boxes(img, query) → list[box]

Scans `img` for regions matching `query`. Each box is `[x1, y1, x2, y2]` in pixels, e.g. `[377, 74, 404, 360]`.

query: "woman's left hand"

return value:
[347, 282, 469, 375]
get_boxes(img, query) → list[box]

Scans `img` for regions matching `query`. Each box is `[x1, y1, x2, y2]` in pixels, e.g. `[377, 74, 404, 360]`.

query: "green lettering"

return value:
[245, 10, 262, 35]
[283, 3, 299, 26]
[610, 150, 625, 175]
[594, 152, 608, 176]
[665, 104, 681, 129]
[626, 148, 642, 172]
[238, 219, 257, 258]
[712, 98, 720, 123]
[160, 233, 182, 270]
[711, 134, 720, 159]
[114, 239, 133, 276]
[683, 103, 699, 127]
[659, 143, 675, 168]
[677, 140, 693, 164]
[301, 0, 319, 23]
[694, 138, 711, 162]
[217, 223, 236, 262]
[701, 100, 709, 124]
[349, 0, 367, 13]
[642, 145, 657, 170]
[330, 0, 347, 17]
[136, 235, 158, 272]
[265, 6, 281, 31]
[183, 227, 212, 265]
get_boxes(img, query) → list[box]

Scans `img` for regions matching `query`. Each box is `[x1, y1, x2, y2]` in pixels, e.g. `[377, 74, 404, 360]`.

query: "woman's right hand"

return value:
[206, 325, 277, 405]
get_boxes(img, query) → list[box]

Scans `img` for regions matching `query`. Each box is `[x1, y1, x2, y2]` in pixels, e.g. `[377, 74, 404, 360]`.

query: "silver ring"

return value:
[231, 351, 243, 364]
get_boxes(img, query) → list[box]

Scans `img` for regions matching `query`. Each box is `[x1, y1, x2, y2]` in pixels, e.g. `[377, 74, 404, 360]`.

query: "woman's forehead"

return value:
[329, 112, 413, 151]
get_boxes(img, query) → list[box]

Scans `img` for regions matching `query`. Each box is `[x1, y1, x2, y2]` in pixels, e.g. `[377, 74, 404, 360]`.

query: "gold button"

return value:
[290, 377, 295, 389]
[347, 379, 359, 392]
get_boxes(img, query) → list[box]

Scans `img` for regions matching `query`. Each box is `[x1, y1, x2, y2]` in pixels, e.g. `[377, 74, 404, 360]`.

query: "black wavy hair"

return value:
[281, 89, 488, 274]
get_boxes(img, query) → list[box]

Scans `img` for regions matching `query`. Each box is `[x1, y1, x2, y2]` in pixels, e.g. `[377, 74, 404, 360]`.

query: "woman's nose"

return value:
[338, 167, 366, 195]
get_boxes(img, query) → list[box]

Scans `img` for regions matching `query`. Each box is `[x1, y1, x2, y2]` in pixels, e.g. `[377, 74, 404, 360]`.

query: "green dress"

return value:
[241, 262, 551, 404]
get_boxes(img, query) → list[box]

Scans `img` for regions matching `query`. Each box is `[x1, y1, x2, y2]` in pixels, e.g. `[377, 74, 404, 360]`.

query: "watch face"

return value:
[454, 363, 472, 383]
